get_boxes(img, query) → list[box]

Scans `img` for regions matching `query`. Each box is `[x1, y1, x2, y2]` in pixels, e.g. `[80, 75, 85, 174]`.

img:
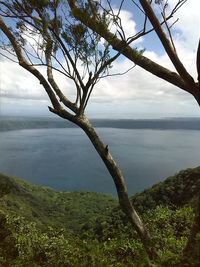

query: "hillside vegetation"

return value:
[0, 173, 116, 234]
[0, 168, 200, 266]
[132, 167, 200, 211]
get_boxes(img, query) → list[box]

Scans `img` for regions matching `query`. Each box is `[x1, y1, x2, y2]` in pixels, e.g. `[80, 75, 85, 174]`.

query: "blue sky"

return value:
[0, 0, 200, 119]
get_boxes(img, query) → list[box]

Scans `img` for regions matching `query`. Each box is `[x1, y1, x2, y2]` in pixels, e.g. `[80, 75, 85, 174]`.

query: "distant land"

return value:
[1, 116, 200, 131]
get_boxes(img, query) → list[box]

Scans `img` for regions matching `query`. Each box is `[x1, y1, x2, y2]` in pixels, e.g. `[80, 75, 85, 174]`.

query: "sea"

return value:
[1, 116, 200, 196]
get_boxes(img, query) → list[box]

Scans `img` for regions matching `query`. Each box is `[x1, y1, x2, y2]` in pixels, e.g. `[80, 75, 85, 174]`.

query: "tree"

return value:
[0, 0, 198, 265]
[68, 0, 199, 102]
[0, 0, 156, 263]
[67, 0, 200, 264]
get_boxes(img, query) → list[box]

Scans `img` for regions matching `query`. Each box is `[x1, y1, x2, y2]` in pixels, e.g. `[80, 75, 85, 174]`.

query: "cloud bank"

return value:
[0, 0, 199, 118]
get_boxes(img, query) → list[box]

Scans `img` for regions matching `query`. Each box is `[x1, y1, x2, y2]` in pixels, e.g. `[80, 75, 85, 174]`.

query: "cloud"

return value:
[91, 55, 190, 103]
[89, 6, 199, 114]
[0, 2, 199, 118]
[0, 59, 47, 100]
[110, 9, 137, 38]
[0, 57, 76, 98]
[169, 0, 199, 50]
[165, 0, 199, 77]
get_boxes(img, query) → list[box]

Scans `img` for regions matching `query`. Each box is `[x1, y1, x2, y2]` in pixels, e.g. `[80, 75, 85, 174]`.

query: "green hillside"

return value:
[0, 173, 116, 234]
[0, 169, 200, 267]
[132, 167, 200, 212]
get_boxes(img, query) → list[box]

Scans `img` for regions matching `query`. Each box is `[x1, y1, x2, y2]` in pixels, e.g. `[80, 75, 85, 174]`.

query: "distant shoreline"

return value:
[1, 116, 200, 131]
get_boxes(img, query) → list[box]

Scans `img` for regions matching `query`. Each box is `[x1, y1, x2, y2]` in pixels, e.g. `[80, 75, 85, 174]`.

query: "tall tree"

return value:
[0, 0, 155, 263]
[67, 0, 200, 264]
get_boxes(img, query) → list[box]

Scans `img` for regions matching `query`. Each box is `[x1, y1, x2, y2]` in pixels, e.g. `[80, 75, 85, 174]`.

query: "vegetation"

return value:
[0, 1, 156, 259]
[132, 167, 200, 212]
[0, 168, 200, 266]
[0, 173, 116, 234]
[0, 0, 199, 263]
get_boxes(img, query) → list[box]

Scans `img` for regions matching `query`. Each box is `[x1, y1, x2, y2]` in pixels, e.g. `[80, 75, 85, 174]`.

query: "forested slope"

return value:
[0, 168, 199, 266]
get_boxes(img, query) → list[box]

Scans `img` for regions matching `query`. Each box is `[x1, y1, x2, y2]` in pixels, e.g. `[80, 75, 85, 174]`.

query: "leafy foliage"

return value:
[0, 169, 199, 266]
[144, 206, 194, 266]
[0, 205, 195, 266]
[0, 173, 116, 234]
[132, 167, 200, 212]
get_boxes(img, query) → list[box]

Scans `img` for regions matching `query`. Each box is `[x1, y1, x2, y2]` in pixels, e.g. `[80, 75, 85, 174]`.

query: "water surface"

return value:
[0, 127, 199, 195]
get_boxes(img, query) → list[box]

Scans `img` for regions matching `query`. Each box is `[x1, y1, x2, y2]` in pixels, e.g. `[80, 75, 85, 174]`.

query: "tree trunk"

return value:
[76, 115, 156, 261]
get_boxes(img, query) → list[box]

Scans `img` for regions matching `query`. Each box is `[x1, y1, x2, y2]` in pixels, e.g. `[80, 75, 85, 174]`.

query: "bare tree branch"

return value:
[100, 63, 136, 79]
[0, 51, 19, 63]
[139, 0, 194, 87]
[0, 15, 61, 111]
[68, 2, 187, 87]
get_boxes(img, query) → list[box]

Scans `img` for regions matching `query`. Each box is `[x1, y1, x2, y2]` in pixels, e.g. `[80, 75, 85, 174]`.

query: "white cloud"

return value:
[91, 55, 186, 103]
[0, 2, 199, 118]
[21, 24, 42, 48]
[165, 0, 200, 78]
[0, 60, 47, 100]
[109, 8, 143, 43]
[89, 1, 199, 114]
[112, 9, 137, 38]
[168, 0, 200, 50]
[0, 57, 77, 99]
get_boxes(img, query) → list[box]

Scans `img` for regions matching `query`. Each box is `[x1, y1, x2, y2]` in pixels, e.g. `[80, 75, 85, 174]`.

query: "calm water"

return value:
[0, 127, 200, 195]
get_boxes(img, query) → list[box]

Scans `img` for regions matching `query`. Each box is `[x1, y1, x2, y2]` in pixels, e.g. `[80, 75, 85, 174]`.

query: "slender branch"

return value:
[126, 8, 178, 45]
[51, 54, 71, 78]
[0, 15, 61, 111]
[0, 51, 19, 63]
[139, 0, 194, 87]
[32, 63, 70, 79]
[43, 30, 78, 113]
[68, 0, 200, 104]
[59, 45, 72, 76]
[68, 1, 185, 88]
[50, 27, 86, 91]
[0, 44, 19, 60]
[83, 83, 95, 111]
[161, 5, 177, 53]
[89, 51, 121, 88]
[172, 0, 187, 13]
[131, 0, 146, 14]
[100, 63, 136, 79]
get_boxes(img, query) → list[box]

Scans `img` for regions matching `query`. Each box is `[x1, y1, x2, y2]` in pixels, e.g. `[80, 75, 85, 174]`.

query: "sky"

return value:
[0, 0, 200, 119]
